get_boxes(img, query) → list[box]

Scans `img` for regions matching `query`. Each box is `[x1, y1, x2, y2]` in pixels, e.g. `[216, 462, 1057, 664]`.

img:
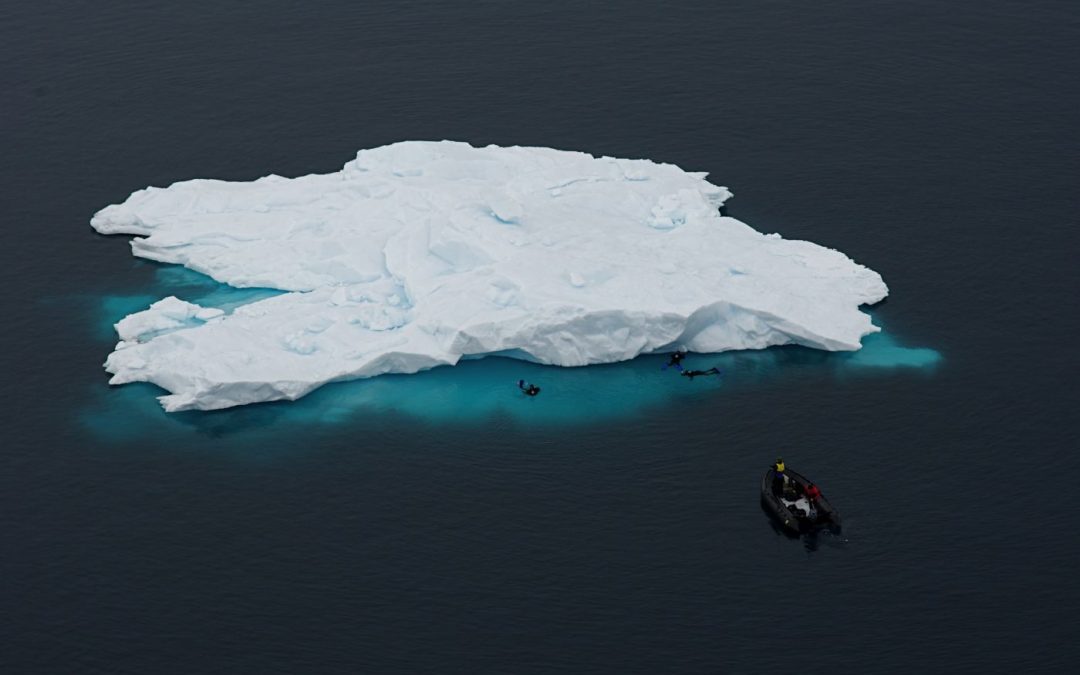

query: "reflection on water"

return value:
[81, 265, 942, 440]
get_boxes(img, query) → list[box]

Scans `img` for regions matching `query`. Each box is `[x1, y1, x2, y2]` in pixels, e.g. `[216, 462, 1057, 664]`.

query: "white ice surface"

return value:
[92, 141, 888, 411]
[114, 296, 224, 343]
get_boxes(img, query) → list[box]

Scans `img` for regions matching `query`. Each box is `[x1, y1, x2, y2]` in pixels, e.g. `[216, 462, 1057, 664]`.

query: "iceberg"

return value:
[91, 141, 888, 412]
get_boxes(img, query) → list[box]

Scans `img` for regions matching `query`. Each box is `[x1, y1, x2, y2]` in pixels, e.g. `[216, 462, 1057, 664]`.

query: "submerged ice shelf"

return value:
[92, 141, 889, 412]
[83, 289, 940, 440]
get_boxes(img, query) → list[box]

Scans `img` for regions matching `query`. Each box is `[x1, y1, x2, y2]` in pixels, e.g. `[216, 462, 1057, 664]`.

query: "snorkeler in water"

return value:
[517, 379, 541, 396]
[663, 350, 687, 371]
[681, 367, 721, 380]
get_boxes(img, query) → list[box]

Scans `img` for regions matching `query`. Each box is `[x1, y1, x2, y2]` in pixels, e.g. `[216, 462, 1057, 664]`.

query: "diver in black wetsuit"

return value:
[517, 379, 541, 396]
[681, 367, 721, 380]
[665, 350, 687, 370]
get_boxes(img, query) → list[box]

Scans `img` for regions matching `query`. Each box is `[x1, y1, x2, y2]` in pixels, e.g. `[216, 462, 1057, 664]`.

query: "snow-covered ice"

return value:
[114, 297, 224, 343]
[92, 141, 888, 411]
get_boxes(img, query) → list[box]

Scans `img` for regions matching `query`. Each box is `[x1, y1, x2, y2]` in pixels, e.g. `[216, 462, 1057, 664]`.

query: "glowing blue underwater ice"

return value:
[83, 267, 940, 440]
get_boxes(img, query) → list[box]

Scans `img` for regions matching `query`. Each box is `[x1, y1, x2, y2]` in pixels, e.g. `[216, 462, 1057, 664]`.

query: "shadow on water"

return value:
[78, 265, 943, 442]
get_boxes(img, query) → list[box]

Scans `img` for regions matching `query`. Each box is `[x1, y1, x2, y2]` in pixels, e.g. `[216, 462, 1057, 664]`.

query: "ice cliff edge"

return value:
[91, 141, 888, 411]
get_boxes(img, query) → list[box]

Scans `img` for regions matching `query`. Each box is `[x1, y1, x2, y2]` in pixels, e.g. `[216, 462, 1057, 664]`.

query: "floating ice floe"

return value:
[92, 141, 888, 411]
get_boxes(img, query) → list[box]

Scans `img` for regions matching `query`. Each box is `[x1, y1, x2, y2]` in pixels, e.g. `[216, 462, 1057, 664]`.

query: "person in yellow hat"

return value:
[772, 457, 788, 495]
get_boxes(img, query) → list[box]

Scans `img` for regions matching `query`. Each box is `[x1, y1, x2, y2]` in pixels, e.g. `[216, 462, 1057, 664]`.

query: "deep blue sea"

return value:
[3, 1, 1078, 672]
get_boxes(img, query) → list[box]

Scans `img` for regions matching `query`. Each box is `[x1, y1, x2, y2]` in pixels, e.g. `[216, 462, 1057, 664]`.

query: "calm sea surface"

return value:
[2, 1, 1078, 672]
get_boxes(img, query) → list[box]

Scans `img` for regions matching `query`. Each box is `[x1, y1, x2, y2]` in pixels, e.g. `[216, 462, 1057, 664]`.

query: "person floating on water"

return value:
[681, 367, 721, 380]
[517, 379, 541, 396]
[663, 350, 687, 371]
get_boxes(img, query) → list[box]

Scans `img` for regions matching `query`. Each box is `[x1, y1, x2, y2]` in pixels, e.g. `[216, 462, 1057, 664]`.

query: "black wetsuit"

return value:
[518, 380, 541, 396]
[666, 352, 686, 369]
[681, 367, 720, 380]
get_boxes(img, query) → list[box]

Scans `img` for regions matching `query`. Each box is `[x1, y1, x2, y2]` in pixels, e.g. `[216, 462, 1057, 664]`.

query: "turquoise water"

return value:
[82, 266, 941, 440]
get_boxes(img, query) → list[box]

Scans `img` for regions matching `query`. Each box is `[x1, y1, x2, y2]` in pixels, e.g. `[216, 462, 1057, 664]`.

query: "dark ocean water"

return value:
[2, 1, 1078, 672]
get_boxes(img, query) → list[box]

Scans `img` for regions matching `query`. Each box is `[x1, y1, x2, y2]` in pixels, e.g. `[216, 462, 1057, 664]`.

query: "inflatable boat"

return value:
[761, 468, 841, 535]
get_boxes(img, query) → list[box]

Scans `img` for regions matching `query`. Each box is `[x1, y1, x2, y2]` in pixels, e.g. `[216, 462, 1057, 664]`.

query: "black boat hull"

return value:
[760, 468, 841, 535]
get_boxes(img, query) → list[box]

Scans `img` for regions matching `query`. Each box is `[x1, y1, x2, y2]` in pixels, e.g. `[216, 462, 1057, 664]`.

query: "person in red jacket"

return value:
[804, 483, 822, 520]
